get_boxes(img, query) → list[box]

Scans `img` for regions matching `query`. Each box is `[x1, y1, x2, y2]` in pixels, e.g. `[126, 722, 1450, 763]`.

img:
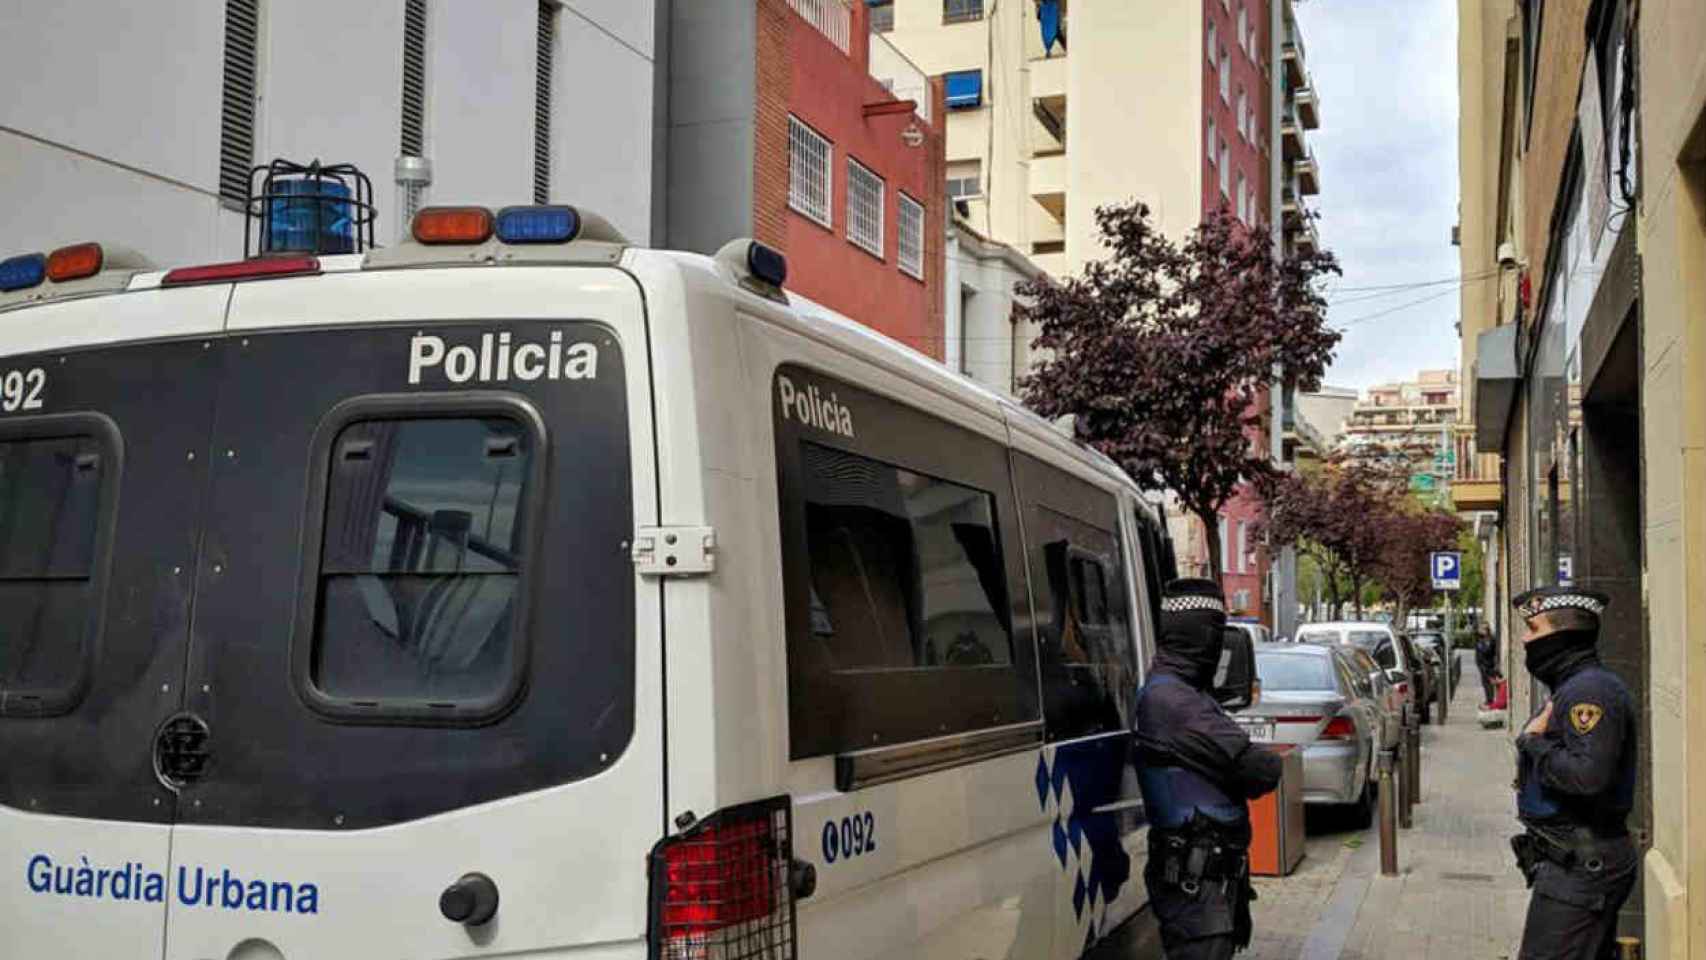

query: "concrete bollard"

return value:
[1378, 749, 1399, 876]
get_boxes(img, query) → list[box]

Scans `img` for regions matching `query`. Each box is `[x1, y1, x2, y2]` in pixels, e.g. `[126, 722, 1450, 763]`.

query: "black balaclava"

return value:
[1154, 578, 1227, 690]
[1524, 629, 1598, 689]
[1513, 587, 1607, 689]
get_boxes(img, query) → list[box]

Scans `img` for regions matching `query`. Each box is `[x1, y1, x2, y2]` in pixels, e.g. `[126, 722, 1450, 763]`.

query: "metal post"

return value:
[1378, 749, 1399, 875]
[1398, 736, 1414, 830]
[1407, 715, 1423, 806]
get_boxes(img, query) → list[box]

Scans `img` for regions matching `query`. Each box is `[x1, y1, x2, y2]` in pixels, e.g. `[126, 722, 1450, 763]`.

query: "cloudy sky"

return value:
[1294, 0, 1461, 390]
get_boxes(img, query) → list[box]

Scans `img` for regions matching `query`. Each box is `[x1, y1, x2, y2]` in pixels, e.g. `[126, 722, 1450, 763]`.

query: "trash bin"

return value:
[1247, 745, 1305, 876]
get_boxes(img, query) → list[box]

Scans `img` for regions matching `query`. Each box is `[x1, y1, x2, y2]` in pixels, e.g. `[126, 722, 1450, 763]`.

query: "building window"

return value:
[947, 159, 983, 199]
[1219, 516, 1230, 573]
[1238, 520, 1249, 573]
[788, 115, 833, 229]
[1237, 3, 1248, 54]
[1207, 115, 1217, 162]
[945, 69, 984, 109]
[944, 0, 984, 23]
[1238, 89, 1249, 140]
[847, 158, 885, 259]
[897, 193, 924, 279]
[1207, 20, 1217, 60]
[1237, 173, 1248, 221]
[870, 0, 894, 32]
[1031, 240, 1065, 254]
[1219, 49, 1230, 102]
[1219, 141, 1230, 195]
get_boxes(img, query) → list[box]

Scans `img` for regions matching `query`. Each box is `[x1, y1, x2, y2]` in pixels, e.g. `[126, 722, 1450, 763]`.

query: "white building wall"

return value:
[1, 0, 659, 267]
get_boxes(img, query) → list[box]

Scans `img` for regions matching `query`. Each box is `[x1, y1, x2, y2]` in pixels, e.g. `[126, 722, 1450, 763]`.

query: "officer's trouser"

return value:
[1517, 838, 1637, 960]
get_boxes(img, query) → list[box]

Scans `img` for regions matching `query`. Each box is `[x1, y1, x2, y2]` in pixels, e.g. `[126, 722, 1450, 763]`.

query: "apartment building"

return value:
[668, 0, 948, 350]
[1, 1, 664, 259]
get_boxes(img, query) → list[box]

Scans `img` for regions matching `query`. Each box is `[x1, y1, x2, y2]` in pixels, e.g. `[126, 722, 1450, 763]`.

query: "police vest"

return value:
[1517, 666, 1635, 832]
[1134, 675, 1247, 830]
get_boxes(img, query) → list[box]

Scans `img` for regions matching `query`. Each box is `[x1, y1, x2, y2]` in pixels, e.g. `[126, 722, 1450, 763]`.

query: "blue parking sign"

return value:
[1431, 551, 1462, 591]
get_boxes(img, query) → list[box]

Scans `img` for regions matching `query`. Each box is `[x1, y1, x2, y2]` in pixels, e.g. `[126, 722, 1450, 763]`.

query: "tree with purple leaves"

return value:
[1262, 455, 1401, 620]
[1017, 203, 1340, 579]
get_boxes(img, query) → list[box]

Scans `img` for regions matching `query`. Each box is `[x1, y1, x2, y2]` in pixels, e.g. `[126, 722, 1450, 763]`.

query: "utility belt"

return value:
[1152, 813, 1251, 897]
[1510, 825, 1629, 880]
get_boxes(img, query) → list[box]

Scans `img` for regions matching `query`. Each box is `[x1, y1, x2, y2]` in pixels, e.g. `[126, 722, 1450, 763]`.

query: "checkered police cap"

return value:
[1161, 578, 1226, 615]
[1513, 586, 1608, 620]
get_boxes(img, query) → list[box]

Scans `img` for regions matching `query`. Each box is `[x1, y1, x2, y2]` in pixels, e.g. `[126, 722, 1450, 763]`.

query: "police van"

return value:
[0, 163, 1225, 960]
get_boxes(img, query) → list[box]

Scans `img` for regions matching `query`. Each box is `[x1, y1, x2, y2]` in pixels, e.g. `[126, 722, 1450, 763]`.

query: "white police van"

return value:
[0, 167, 1187, 959]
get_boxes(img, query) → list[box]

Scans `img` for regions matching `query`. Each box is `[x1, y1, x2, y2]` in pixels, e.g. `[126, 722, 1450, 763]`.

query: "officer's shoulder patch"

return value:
[1570, 702, 1605, 735]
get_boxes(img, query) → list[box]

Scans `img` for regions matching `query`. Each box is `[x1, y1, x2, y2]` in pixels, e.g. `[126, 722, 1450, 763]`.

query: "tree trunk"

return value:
[1198, 509, 1223, 590]
[1351, 575, 1365, 620]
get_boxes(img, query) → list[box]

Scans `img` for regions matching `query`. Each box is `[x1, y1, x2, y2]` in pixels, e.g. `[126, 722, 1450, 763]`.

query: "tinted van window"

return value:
[802, 443, 1011, 670]
[311, 415, 536, 708]
[0, 431, 109, 712]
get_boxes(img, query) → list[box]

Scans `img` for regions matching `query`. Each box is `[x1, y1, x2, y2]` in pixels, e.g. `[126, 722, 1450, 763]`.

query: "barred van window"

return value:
[897, 193, 924, 279]
[0, 435, 104, 702]
[788, 116, 833, 228]
[846, 158, 885, 258]
[312, 417, 534, 705]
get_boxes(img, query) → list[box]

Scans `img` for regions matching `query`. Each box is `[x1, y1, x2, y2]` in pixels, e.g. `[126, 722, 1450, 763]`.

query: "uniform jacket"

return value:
[1515, 657, 1636, 836]
[1133, 668, 1283, 825]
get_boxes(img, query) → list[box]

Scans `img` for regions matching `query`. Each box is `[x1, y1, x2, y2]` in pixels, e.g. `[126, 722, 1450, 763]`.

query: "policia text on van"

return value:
[0, 193, 1233, 960]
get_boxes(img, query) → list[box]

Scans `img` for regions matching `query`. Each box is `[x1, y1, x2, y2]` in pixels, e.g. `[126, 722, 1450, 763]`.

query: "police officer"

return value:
[1134, 579, 1283, 960]
[1510, 587, 1638, 960]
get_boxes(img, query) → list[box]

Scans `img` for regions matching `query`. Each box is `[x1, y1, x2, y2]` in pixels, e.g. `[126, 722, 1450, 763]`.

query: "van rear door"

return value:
[0, 286, 230, 959]
[161, 267, 662, 960]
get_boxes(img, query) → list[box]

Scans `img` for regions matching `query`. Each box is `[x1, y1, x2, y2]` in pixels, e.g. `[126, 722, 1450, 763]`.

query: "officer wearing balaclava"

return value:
[1509, 587, 1637, 960]
[1133, 579, 1282, 960]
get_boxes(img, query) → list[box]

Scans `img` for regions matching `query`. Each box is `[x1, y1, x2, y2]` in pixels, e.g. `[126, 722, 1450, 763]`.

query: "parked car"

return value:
[1410, 630, 1460, 699]
[1293, 621, 1426, 725]
[1241, 643, 1383, 825]
[1338, 645, 1402, 752]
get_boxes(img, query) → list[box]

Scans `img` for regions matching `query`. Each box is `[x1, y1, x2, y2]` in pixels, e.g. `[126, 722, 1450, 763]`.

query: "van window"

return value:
[0, 427, 112, 715]
[802, 443, 1011, 670]
[306, 413, 539, 713]
[774, 366, 1037, 761]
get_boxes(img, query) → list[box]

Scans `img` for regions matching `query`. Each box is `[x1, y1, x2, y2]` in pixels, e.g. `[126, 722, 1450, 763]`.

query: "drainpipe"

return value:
[1269, 0, 1295, 639]
[944, 221, 963, 375]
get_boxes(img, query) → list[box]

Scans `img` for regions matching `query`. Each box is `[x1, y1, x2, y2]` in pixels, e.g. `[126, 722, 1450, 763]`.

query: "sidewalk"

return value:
[1246, 661, 1531, 960]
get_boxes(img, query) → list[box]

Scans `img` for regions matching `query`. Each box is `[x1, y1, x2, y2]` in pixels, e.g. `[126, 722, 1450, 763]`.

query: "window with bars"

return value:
[788, 116, 833, 228]
[944, 0, 983, 23]
[218, 0, 260, 207]
[846, 159, 884, 258]
[897, 193, 924, 279]
[947, 159, 983, 199]
[871, 1, 894, 32]
[534, 0, 557, 205]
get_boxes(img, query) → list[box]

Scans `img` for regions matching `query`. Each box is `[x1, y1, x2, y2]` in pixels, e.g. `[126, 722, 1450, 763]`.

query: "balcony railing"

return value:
[789, 0, 851, 54]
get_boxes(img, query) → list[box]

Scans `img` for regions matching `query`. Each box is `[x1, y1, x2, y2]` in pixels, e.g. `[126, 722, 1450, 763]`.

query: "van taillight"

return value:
[649, 796, 797, 960]
[1321, 717, 1356, 740]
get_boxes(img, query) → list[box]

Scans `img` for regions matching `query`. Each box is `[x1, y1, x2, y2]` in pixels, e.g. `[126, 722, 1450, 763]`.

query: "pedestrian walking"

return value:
[1509, 587, 1638, 960]
[1476, 627, 1502, 706]
[1133, 579, 1283, 959]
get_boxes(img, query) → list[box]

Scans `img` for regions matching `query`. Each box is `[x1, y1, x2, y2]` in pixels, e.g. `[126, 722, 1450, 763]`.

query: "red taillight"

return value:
[1395, 682, 1410, 696]
[161, 256, 320, 287]
[412, 206, 494, 245]
[1321, 717, 1357, 740]
[46, 243, 103, 282]
[651, 799, 793, 958]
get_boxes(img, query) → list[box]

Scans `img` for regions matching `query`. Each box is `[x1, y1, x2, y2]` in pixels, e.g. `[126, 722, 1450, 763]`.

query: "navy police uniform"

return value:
[1133, 580, 1282, 960]
[1511, 587, 1638, 960]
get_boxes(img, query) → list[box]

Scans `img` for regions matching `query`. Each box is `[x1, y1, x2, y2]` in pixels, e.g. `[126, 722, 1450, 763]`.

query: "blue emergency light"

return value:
[0, 253, 46, 292]
[495, 205, 580, 244]
[266, 178, 355, 255]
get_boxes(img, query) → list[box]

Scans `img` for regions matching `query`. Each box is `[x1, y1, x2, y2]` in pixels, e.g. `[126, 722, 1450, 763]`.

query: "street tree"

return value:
[1262, 456, 1402, 619]
[1370, 506, 1464, 629]
[1018, 203, 1340, 577]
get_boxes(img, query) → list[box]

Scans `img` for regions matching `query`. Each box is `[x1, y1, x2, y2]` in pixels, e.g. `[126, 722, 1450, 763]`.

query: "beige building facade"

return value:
[1457, 0, 1706, 953]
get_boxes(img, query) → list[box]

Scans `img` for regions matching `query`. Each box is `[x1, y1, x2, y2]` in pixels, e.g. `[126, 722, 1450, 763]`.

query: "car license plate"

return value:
[1239, 719, 1275, 741]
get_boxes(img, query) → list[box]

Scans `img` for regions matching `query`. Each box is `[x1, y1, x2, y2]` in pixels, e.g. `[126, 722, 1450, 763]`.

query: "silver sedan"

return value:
[1238, 642, 1383, 826]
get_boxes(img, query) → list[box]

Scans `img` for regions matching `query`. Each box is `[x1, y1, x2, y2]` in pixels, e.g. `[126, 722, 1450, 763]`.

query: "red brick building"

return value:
[666, 0, 947, 357]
